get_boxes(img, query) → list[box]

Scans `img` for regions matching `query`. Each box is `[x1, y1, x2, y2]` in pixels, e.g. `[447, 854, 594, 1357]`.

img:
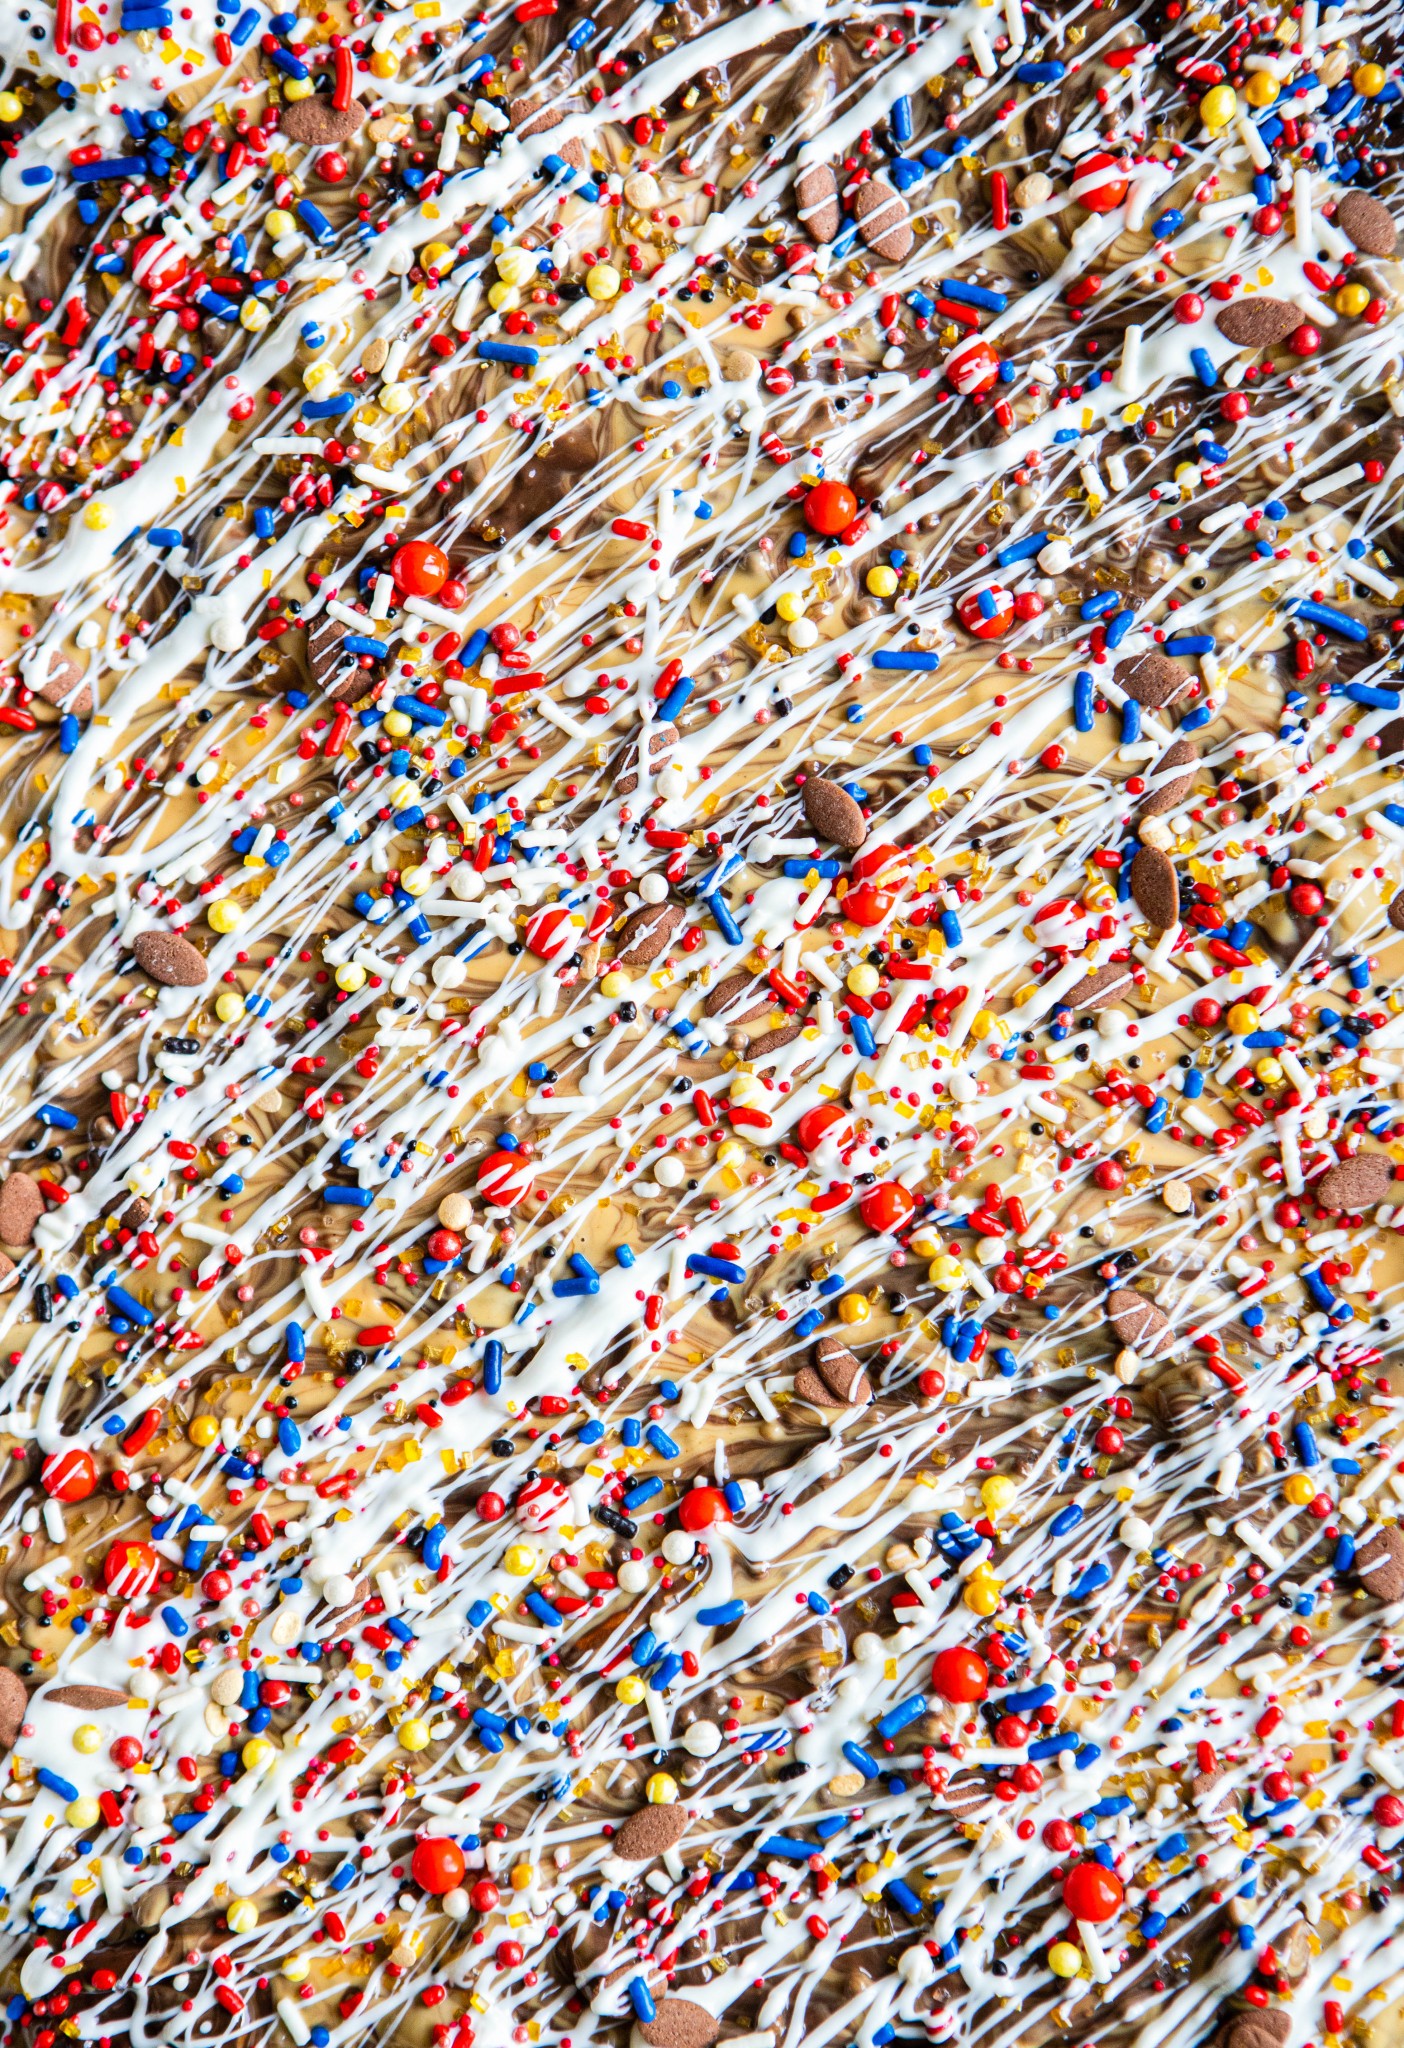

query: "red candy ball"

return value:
[1289, 323, 1321, 355]
[317, 149, 348, 182]
[426, 1228, 463, 1262]
[477, 1148, 532, 1207]
[1288, 881, 1324, 916]
[132, 235, 189, 293]
[957, 586, 1014, 640]
[678, 1486, 733, 1532]
[1092, 1159, 1124, 1191]
[1072, 151, 1129, 213]
[42, 1447, 96, 1502]
[1042, 1818, 1076, 1852]
[103, 1539, 158, 1600]
[1374, 1794, 1404, 1829]
[805, 480, 858, 536]
[796, 1102, 850, 1153]
[476, 1491, 506, 1522]
[1190, 996, 1223, 1028]
[202, 1570, 232, 1601]
[918, 1367, 946, 1399]
[391, 539, 451, 598]
[1274, 1198, 1302, 1228]
[945, 336, 1001, 397]
[412, 1837, 466, 1895]
[109, 1736, 143, 1769]
[859, 1181, 916, 1233]
[470, 1879, 501, 1914]
[496, 1940, 525, 1969]
[1062, 1862, 1124, 1923]
[1173, 292, 1205, 323]
[995, 1714, 1030, 1748]
[931, 1646, 989, 1703]
[841, 883, 895, 926]
[438, 578, 468, 611]
[1094, 1424, 1124, 1455]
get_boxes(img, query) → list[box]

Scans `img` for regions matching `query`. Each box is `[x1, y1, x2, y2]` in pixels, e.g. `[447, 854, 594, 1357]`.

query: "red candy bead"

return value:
[796, 1102, 850, 1153]
[316, 149, 348, 182]
[470, 1879, 501, 1913]
[202, 1570, 233, 1601]
[109, 1736, 143, 1769]
[1374, 1795, 1404, 1829]
[476, 1491, 506, 1521]
[1190, 996, 1223, 1028]
[1288, 881, 1324, 915]
[477, 1148, 532, 1207]
[859, 1181, 916, 1232]
[957, 585, 1015, 640]
[1173, 292, 1205, 323]
[678, 1486, 733, 1531]
[412, 1837, 466, 1895]
[102, 1539, 158, 1600]
[995, 1714, 1030, 1748]
[1062, 1862, 1124, 1923]
[805, 480, 858, 536]
[391, 539, 451, 598]
[132, 235, 189, 293]
[496, 1941, 525, 1969]
[1094, 1424, 1124, 1455]
[42, 1447, 96, 1501]
[931, 1646, 989, 1702]
[1289, 323, 1321, 355]
[1042, 1818, 1076, 1852]
[426, 1228, 463, 1262]
[945, 336, 1001, 397]
[918, 1367, 946, 1399]
[1072, 151, 1128, 212]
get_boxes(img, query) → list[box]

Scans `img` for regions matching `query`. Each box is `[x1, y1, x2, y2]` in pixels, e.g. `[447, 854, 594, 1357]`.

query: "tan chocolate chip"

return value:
[1130, 846, 1179, 929]
[131, 930, 209, 987]
[612, 1802, 689, 1862]
[47, 1685, 131, 1711]
[1315, 1152, 1392, 1212]
[0, 1668, 25, 1747]
[614, 721, 678, 797]
[1114, 651, 1190, 710]
[281, 94, 366, 146]
[1215, 297, 1302, 348]
[717, 347, 759, 382]
[703, 972, 771, 1023]
[813, 1334, 872, 1405]
[1105, 1286, 1172, 1355]
[210, 1668, 244, 1706]
[638, 2000, 720, 2048]
[1357, 1525, 1404, 1602]
[854, 175, 912, 261]
[1139, 737, 1198, 819]
[34, 654, 93, 718]
[1064, 961, 1136, 1012]
[360, 337, 389, 375]
[795, 162, 839, 243]
[1336, 190, 1397, 258]
[616, 901, 683, 968]
[0, 1172, 44, 1247]
[802, 775, 867, 850]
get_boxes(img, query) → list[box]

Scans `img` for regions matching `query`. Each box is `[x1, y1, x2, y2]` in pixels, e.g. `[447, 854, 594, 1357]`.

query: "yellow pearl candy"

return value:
[423, 242, 454, 276]
[83, 503, 111, 531]
[227, 1899, 260, 1933]
[645, 1771, 678, 1804]
[266, 208, 295, 239]
[509, 1861, 534, 1890]
[369, 47, 399, 77]
[847, 963, 879, 997]
[381, 382, 415, 415]
[981, 1474, 1019, 1516]
[963, 1574, 1002, 1616]
[1354, 61, 1386, 96]
[775, 591, 805, 623]
[496, 249, 535, 288]
[1254, 1056, 1284, 1087]
[837, 1294, 870, 1325]
[208, 900, 243, 935]
[487, 281, 519, 311]
[401, 863, 433, 896]
[1048, 1941, 1083, 1979]
[66, 1797, 102, 1829]
[1226, 1001, 1260, 1035]
[283, 1956, 311, 1985]
[1283, 1472, 1316, 1507]
[72, 1723, 102, 1754]
[189, 1415, 219, 1447]
[241, 1737, 275, 1771]
[335, 963, 367, 993]
[282, 76, 313, 100]
[302, 359, 336, 393]
[503, 1543, 538, 1576]
[928, 1254, 965, 1290]
[1335, 283, 1370, 317]
[241, 298, 270, 332]
[215, 990, 243, 1023]
[615, 1674, 646, 1705]
[1244, 72, 1278, 107]
[383, 710, 414, 739]
[0, 92, 24, 123]
[866, 565, 899, 598]
[398, 1717, 431, 1751]
[1200, 84, 1238, 129]
[600, 970, 632, 997]
[587, 262, 621, 300]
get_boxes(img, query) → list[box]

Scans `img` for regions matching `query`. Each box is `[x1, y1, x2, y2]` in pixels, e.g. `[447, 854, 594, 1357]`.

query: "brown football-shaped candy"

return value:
[48, 1686, 131, 1710]
[614, 722, 678, 797]
[638, 2002, 720, 2048]
[1215, 297, 1302, 348]
[280, 94, 365, 145]
[1315, 1153, 1391, 1212]
[1336, 190, 1397, 258]
[813, 1334, 872, 1405]
[796, 162, 839, 243]
[1114, 651, 1190, 710]
[703, 972, 771, 1023]
[612, 1802, 689, 1862]
[1140, 738, 1198, 819]
[854, 176, 912, 261]
[34, 653, 93, 718]
[1357, 1525, 1404, 1603]
[1105, 1286, 1172, 1355]
[0, 1172, 44, 1247]
[802, 775, 867, 850]
[1064, 961, 1136, 1012]
[131, 930, 209, 987]
[615, 901, 683, 968]
[1130, 846, 1179, 929]
[0, 1669, 25, 1748]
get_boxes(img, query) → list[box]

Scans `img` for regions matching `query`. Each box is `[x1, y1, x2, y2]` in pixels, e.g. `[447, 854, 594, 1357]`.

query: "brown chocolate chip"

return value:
[854, 176, 912, 261]
[360, 337, 389, 375]
[612, 1802, 689, 1862]
[1315, 1152, 1392, 1212]
[120, 1197, 151, 1231]
[510, 94, 562, 136]
[131, 930, 209, 988]
[1139, 738, 1198, 819]
[34, 654, 93, 719]
[1105, 1286, 1172, 1355]
[1357, 1525, 1404, 1602]
[614, 721, 678, 797]
[1221, 2014, 1289, 2048]
[615, 901, 683, 968]
[0, 1173, 44, 1248]
[813, 1334, 872, 1405]
[802, 775, 867, 850]
[638, 2001, 719, 2048]
[703, 972, 771, 1023]
[747, 1022, 802, 1062]
[796, 162, 839, 243]
[1390, 895, 1404, 933]
[280, 94, 366, 146]
[0, 1253, 16, 1294]
[1114, 651, 1190, 710]
[48, 1686, 130, 1711]
[1215, 297, 1302, 348]
[1336, 190, 1397, 258]
[1064, 961, 1136, 1012]
[1130, 846, 1179, 929]
[793, 1364, 844, 1407]
[308, 613, 363, 700]
[0, 1668, 24, 1748]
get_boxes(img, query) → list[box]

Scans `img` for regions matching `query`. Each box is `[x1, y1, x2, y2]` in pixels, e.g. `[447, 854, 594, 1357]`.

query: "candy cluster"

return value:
[0, 2, 1400, 2048]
